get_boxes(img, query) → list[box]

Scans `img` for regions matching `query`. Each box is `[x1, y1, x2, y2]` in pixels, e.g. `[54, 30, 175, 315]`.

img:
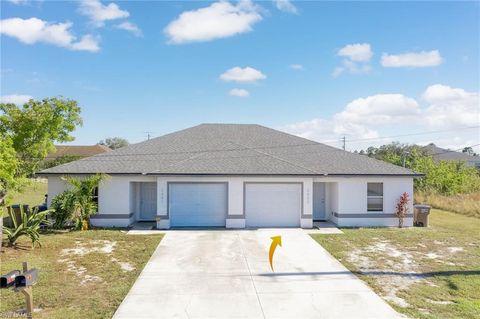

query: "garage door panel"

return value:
[169, 183, 227, 227]
[245, 183, 301, 227]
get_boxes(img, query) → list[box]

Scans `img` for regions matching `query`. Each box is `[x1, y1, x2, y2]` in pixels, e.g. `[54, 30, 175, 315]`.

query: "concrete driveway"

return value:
[114, 229, 401, 319]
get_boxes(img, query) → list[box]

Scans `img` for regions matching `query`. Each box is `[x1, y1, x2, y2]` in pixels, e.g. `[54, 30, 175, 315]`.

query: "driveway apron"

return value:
[113, 229, 402, 319]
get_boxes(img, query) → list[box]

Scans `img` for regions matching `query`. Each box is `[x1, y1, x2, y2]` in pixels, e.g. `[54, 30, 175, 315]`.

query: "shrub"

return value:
[50, 174, 107, 230]
[395, 192, 410, 228]
[2, 206, 51, 248]
[50, 190, 76, 229]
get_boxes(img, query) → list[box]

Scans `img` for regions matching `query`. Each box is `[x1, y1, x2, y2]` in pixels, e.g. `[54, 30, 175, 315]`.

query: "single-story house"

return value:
[46, 144, 111, 160]
[422, 143, 480, 169]
[39, 124, 422, 229]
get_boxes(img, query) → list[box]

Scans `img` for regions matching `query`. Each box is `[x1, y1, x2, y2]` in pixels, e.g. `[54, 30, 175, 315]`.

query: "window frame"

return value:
[367, 182, 384, 212]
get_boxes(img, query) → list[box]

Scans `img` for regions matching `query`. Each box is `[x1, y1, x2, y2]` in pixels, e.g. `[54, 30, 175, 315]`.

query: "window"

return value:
[367, 183, 383, 212]
[92, 187, 99, 208]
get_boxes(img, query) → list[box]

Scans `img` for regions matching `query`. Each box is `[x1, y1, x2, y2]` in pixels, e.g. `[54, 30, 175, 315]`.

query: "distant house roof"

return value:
[40, 124, 420, 176]
[46, 144, 111, 160]
[422, 143, 480, 165]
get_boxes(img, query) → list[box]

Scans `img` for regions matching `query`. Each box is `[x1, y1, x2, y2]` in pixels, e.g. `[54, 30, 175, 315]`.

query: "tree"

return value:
[0, 136, 18, 205]
[99, 137, 129, 150]
[462, 147, 478, 156]
[0, 97, 83, 176]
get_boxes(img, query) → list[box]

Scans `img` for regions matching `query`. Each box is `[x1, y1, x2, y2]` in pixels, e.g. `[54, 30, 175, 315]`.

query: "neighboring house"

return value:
[46, 144, 111, 160]
[39, 124, 421, 229]
[422, 143, 480, 169]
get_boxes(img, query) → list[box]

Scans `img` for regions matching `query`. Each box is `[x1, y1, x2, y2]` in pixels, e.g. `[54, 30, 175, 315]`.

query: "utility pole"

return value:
[342, 136, 346, 151]
[145, 131, 153, 141]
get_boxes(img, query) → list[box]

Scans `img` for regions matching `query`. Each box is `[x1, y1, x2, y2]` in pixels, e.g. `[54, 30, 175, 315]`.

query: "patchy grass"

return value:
[0, 230, 163, 318]
[415, 191, 480, 219]
[311, 209, 480, 319]
[9, 179, 48, 207]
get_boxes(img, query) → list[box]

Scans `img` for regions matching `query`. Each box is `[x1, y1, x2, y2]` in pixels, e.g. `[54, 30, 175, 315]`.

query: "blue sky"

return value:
[1, 0, 479, 151]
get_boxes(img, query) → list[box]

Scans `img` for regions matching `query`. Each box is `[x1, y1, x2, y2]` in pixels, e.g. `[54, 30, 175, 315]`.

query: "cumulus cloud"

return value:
[114, 21, 143, 37]
[335, 94, 420, 125]
[220, 66, 266, 83]
[381, 50, 443, 67]
[164, 0, 262, 44]
[229, 88, 250, 97]
[289, 64, 304, 70]
[0, 17, 100, 52]
[338, 43, 373, 62]
[422, 84, 479, 129]
[334, 43, 372, 77]
[78, 0, 129, 27]
[273, 0, 298, 14]
[0, 94, 33, 105]
[283, 84, 479, 150]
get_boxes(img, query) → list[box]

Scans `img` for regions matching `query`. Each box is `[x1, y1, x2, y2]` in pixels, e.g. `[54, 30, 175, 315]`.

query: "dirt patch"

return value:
[111, 257, 135, 272]
[58, 240, 117, 285]
[347, 240, 425, 308]
[347, 240, 467, 308]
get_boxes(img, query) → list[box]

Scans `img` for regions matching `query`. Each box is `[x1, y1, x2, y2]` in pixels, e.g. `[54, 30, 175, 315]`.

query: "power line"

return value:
[319, 126, 480, 144]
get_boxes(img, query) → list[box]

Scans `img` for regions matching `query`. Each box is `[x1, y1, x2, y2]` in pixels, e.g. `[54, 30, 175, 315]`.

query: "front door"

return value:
[313, 182, 326, 221]
[139, 182, 157, 221]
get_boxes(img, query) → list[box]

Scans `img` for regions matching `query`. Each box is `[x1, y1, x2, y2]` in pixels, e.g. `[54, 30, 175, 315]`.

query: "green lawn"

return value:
[0, 230, 163, 318]
[9, 179, 48, 207]
[311, 209, 480, 319]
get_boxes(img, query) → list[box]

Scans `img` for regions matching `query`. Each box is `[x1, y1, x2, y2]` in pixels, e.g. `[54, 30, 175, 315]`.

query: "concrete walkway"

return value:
[114, 229, 402, 319]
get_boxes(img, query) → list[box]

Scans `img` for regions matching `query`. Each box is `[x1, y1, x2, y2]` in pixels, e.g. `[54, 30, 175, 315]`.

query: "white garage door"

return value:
[169, 183, 227, 227]
[245, 183, 302, 227]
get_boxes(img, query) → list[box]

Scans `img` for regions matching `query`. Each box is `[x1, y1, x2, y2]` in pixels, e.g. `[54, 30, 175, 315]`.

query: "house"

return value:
[45, 144, 111, 160]
[422, 143, 480, 169]
[39, 124, 421, 229]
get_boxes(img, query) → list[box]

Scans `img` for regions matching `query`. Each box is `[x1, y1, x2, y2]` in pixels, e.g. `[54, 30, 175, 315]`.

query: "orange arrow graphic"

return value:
[269, 235, 282, 271]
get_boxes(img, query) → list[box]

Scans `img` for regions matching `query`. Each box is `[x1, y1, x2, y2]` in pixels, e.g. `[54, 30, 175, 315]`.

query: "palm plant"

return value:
[3, 206, 51, 248]
[63, 174, 107, 230]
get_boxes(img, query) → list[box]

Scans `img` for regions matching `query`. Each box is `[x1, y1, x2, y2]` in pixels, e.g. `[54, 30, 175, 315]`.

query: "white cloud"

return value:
[229, 88, 250, 97]
[0, 94, 33, 105]
[79, 0, 129, 27]
[289, 64, 304, 70]
[70, 34, 100, 52]
[273, 0, 298, 14]
[335, 94, 420, 125]
[338, 43, 373, 62]
[6, 0, 28, 5]
[381, 50, 443, 68]
[283, 84, 479, 150]
[114, 21, 143, 37]
[334, 43, 373, 77]
[0, 17, 100, 52]
[220, 66, 266, 83]
[422, 84, 479, 129]
[164, 0, 263, 44]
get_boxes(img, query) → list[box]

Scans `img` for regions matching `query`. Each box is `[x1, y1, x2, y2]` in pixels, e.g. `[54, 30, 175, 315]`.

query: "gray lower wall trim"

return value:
[333, 212, 414, 218]
[90, 213, 134, 219]
[301, 215, 313, 219]
[226, 215, 245, 219]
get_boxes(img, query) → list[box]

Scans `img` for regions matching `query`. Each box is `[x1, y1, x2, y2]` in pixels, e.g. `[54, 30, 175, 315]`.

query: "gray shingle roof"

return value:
[39, 124, 420, 176]
[423, 143, 480, 163]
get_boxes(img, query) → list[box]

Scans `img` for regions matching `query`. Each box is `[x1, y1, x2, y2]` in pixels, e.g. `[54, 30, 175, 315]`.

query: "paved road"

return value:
[114, 229, 402, 318]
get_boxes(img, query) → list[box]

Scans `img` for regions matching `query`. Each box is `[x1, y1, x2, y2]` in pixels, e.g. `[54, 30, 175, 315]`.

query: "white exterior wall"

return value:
[314, 176, 414, 227]
[47, 174, 414, 229]
[155, 176, 313, 229]
[47, 176, 68, 207]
